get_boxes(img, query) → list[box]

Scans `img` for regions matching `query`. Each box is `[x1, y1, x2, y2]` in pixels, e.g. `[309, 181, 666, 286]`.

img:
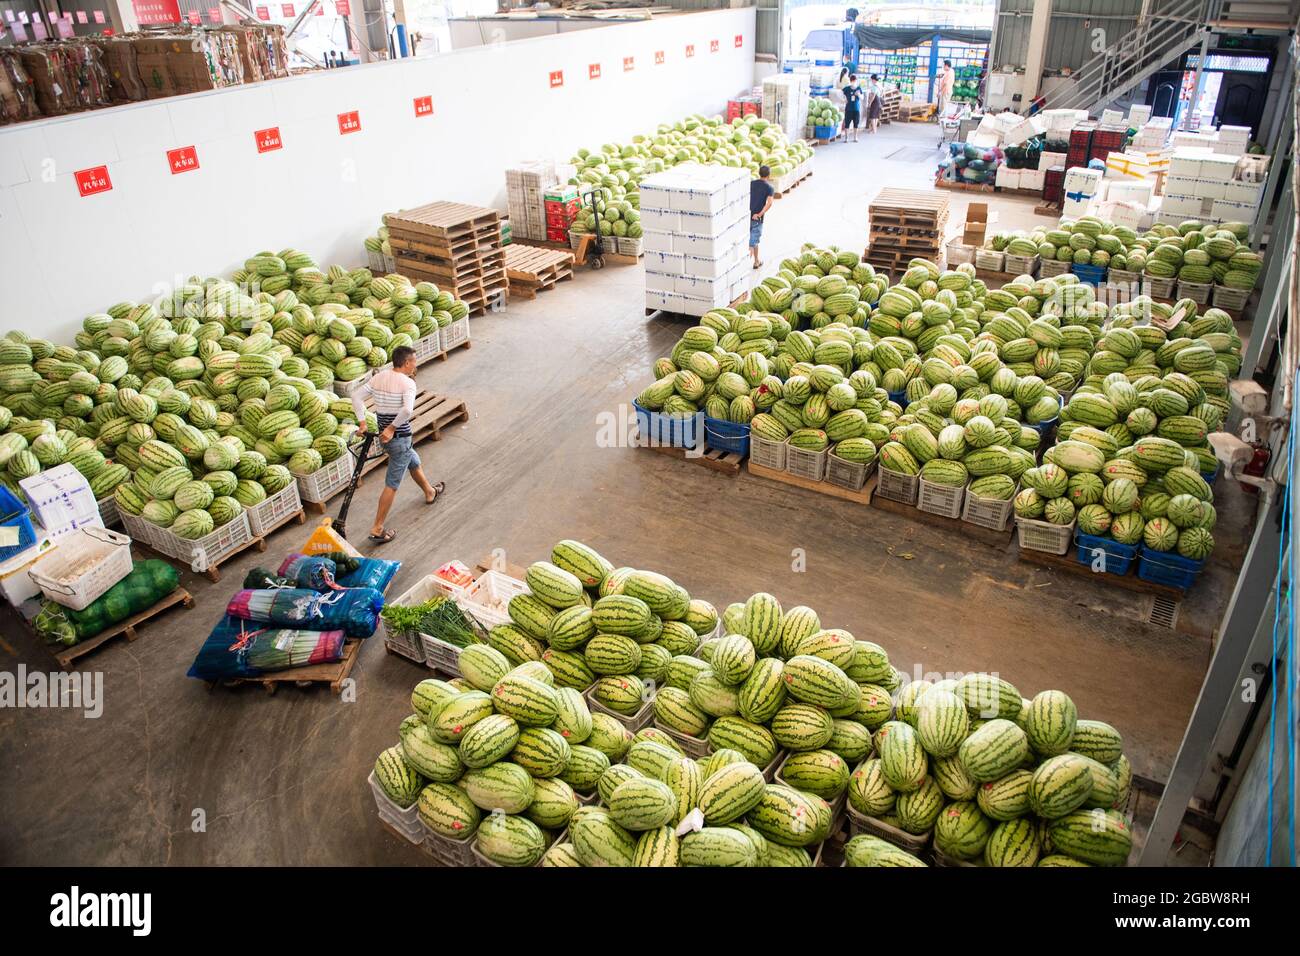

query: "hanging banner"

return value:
[130, 0, 182, 24]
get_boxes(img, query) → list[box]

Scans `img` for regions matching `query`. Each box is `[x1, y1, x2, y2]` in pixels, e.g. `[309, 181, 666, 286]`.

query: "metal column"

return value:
[1245, 173, 1294, 378]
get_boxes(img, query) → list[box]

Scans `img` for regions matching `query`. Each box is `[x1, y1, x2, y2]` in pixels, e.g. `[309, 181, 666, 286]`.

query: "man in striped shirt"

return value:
[351, 345, 443, 544]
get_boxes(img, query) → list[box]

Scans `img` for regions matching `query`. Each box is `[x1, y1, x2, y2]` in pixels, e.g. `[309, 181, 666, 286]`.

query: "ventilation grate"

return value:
[1147, 595, 1180, 630]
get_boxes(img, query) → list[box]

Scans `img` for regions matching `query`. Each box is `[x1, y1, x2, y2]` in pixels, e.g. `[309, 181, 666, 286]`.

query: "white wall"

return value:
[0, 8, 756, 343]
[448, 17, 612, 50]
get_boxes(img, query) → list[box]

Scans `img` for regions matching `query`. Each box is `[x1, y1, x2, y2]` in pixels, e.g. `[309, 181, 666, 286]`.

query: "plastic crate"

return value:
[296, 455, 353, 504]
[375, 574, 439, 664]
[1071, 263, 1107, 286]
[876, 465, 919, 505]
[1137, 546, 1205, 591]
[584, 684, 655, 731]
[786, 444, 828, 481]
[441, 317, 470, 353]
[244, 482, 303, 537]
[1212, 284, 1251, 311]
[119, 511, 160, 551]
[412, 330, 444, 365]
[146, 511, 255, 573]
[26, 526, 133, 611]
[814, 124, 836, 139]
[750, 434, 788, 470]
[704, 416, 751, 457]
[844, 802, 930, 855]
[931, 845, 982, 867]
[705, 744, 784, 782]
[1038, 258, 1070, 277]
[633, 399, 702, 450]
[961, 484, 1017, 532]
[973, 249, 1005, 272]
[96, 494, 121, 529]
[826, 452, 874, 492]
[1003, 253, 1039, 276]
[773, 753, 848, 820]
[332, 371, 372, 399]
[917, 478, 964, 518]
[368, 770, 420, 829]
[460, 569, 529, 625]
[1176, 280, 1212, 306]
[1202, 461, 1221, 486]
[886, 390, 906, 408]
[1143, 275, 1175, 299]
[1107, 268, 1140, 289]
[0, 486, 37, 563]
[1074, 532, 1138, 576]
[568, 230, 586, 251]
[652, 718, 711, 758]
[1015, 516, 1075, 555]
[421, 824, 478, 866]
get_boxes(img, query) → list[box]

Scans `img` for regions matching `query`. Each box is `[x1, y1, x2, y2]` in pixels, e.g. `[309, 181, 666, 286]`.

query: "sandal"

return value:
[368, 529, 396, 544]
[425, 481, 446, 505]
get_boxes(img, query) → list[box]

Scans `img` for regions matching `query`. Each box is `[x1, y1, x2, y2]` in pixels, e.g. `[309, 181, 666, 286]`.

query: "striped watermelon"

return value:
[1029, 754, 1095, 819]
[916, 689, 970, 757]
[624, 740, 679, 780]
[707, 716, 778, 767]
[793, 628, 856, 670]
[985, 817, 1041, 867]
[954, 673, 1022, 720]
[845, 641, 892, 684]
[1047, 808, 1132, 866]
[457, 644, 511, 693]
[462, 763, 535, 814]
[608, 778, 676, 830]
[590, 675, 647, 715]
[548, 605, 597, 650]
[491, 674, 559, 727]
[475, 813, 547, 866]
[741, 592, 783, 654]
[426, 691, 495, 744]
[827, 719, 873, 764]
[853, 683, 894, 730]
[591, 594, 653, 636]
[779, 750, 849, 800]
[584, 633, 642, 675]
[877, 720, 928, 792]
[411, 678, 459, 717]
[511, 727, 572, 777]
[737, 658, 787, 724]
[597, 764, 644, 805]
[778, 606, 822, 658]
[400, 725, 464, 783]
[457, 713, 521, 768]
[570, 807, 637, 866]
[689, 672, 740, 718]
[847, 758, 896, 816]
[710, 634, 757, 685]
[680, 827, 759, 867]
[746, 784, 827, 848]
[844, 834, 928, 867]
[663, 757, 702, 825]
[1071, 719, 1124, 764]
[586, 714, 633, 763]
[550, 539, 612, 588]
[374, 746, 423, 808]
[657, 620, 701, 656]
[508, 593, 558, 641]
[524, 776, 580, 830]
[418, 782, 481, 840]
[632, 826, 682, 867]
[653, 687, 711, 738]
[976, 768, 1033, 821]
[622, 570, 683, 616]
[959, 719, 1030, 783]
[895, 776, 944, 834]
[665, 654, 712, 691]
[541, 649, 596, 690]
[783, 655, 858, 710]
[525, 561, 585, 608]
[934, 800, 993, 861]
[932, 754, 978, 801]
[770, 703, 835, 752]
[1025, 689, 1077, 756]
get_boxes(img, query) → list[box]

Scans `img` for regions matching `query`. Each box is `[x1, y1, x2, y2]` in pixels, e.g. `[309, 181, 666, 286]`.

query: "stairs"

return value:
[1046, 0, 1297, 116]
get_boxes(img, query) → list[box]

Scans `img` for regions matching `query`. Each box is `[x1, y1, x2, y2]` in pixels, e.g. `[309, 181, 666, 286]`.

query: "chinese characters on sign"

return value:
[254, 127, 283, 152]
[623, 57, 634, 72]
[710, 40, 719, 53]
[685, 45, 694, 58]
[282, 4, 295, 17]
[654, 51, 664, 65]
[130, 0, 182, 24]
[335, 0, 350, 14]
[337, 111, 361, 135]
[735, 34, 743, 48]
[588, 63, 601, 80]
[413, 95, 433, 117]
[75, 167, 113, 197]
[167, 146, 199, 174]
[549, 70, 563, 88]
[256, 6, 270, 20]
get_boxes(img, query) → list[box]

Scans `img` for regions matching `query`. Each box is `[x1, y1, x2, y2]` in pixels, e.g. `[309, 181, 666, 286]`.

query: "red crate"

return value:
[1044, 166, 1066, 204]
[546, 227, 570, 242]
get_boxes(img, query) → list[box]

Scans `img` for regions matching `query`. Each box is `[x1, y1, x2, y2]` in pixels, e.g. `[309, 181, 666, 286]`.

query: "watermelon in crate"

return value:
[633, 399, 701, 451]
[1074, 532, 1138, 576]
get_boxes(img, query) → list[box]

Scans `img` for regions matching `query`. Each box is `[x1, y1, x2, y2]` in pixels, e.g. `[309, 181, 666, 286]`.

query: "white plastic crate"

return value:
[826, 453, 874, 492]
[616, 237, 643, 257]
[119, 511, 160, 551]
[441, 317, 470, 353]
[1039, 258, 1070, 277]
[786, 445, 828, 481]
[422, 823, 478, 865]
[412, 330, 444, 365]
[961, 484, 1017, 532]
[974, 249, 1005, 271]
[460, 569, 528, 621]
[147, 511, 255, 573]
[27, 526, 133, 611]
[584, 684, 655, 731]
[917, 478, 965, 518]
[1143, 275, 1175, 299]
[245, 482, 302, 537]
[1212, 284, 1251, 311]
[96, 494, 121, 529]
[368, 770, 421, 840]
[332, 371, 372, 399]
[1003, 253, 1039, 276]
[1176, 280, 1212, 306]
[296, 455, 353, 504]
[652, 718, 711, 758]
[845, 802, 930, 855]
[1015, 516, 1075, 555]
[876, 465, 919, 505]
[472, 827, 565, 867]
[750, 435, 788, 470]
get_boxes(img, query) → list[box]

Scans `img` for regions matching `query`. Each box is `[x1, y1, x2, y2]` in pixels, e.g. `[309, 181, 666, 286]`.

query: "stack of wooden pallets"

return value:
[864, 188, 950, 276]
[504, 244, 575, 299]
[384, 202, 508, 317]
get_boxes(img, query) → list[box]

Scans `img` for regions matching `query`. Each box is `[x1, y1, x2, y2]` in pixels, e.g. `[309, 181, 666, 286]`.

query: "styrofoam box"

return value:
[679, 206, 741, 239]
[1168, 152, 1207, 178]
[683, 253, 733, 279]
[1224, 181, 1264, 205]
[643, 230, 674, 254]
[645, 270, 676, 292]
[1019, 169, 1046, 191]
[1128, 104, 1153, 126]
[639, 184, 671, 209]
[1101, 109, 1124, 126]
[676, 224, 746, 258]
[1212, 199, 1255, 220]
[1108, 179, 1154, 204]
[1217, 125, 1251, 141]
[1039, 151, 1067, 171]
[1195, 179, 1227, 200]
[728, 260, 751, 288]
[675, 274, 729, 298]
[640, 207, 681, 232]
[995, 166, 1022, 188]
[679, 293, 729, 317]
[1199, 155, 1239, 183]
[1104, 200, 1144, 231]
[644, 250, 685, 274]
[1166, 174, 1198, 195]
[646, 289, 684, 312]
[1063, 167, 1103, 192]
[1062, 196, 1095, 219]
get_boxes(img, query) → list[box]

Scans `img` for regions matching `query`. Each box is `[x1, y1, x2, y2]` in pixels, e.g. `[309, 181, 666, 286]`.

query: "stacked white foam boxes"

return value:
[1171, 128, 1218, 151]
[505, 161, 556, 241]
[1132, 116, 1172, 150]
[1062, 167, 1104, 218]
[1160, 148, 1252, 225]
[762, 73, 811, 142]
[641, 164, 750, 316]
[1214, 124, 1251, 155]
[19, 464, 103, 543]
[1128, 104, 1153, 127]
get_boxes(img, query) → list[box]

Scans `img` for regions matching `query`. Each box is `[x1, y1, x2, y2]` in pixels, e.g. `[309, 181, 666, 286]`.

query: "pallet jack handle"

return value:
[333, 432, 388, 541]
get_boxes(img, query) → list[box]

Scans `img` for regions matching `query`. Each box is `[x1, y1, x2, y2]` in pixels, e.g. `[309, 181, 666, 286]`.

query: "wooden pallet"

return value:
[747, 461, 875, 505]
[995, 186, 1048, 198]
[868, 188, 949, 228]
[903, 102, 935, 122]
[870, 493, 1015, 550]
[642, 443, 743, 476]
[45, 586, 194, 668]
[505, 244, 575, 299]
[1034, 202, 1063, 217]
[385, 201, 501, 241]
[935, 178, 995, 193]
[1017, 546, 1187, 598]
[867, 234, 945, 253]
[437, 335, 473, 361]
[209, 637, 363, 695]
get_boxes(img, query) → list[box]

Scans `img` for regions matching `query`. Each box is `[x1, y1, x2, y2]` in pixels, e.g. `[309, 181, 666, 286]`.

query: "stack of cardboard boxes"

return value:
[545, 186, 583, 244]
[642, 164, 750, 317]
[506, 162, 557, 242]
[761, 73, 811, 142]
[1160, 147, 1265, 227]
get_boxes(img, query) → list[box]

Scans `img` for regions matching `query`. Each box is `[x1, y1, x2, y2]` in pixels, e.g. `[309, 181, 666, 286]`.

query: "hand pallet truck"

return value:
[332, 431, 389, 541]
[583, 187, 605, 270]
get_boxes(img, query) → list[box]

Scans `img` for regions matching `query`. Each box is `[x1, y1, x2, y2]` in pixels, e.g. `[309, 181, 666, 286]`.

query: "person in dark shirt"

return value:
[749, 165, 775, 270]
[842, 73, 863, 142]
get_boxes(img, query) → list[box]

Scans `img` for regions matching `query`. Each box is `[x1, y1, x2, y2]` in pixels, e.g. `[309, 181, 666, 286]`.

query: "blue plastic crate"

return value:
[814, 125, 837, 139]
[1071, 264, 1108, 286]
[1201, 462, 1220, 485]
[633, 399, 701, 450]
[0, 486, 37, 563]
[887, 390, 907, 408]
[1074, 532, 1138, 576]
[1030, 398, 1064, 440]
[1136, 545, 1205, 591]
[704, 416, 750, 457]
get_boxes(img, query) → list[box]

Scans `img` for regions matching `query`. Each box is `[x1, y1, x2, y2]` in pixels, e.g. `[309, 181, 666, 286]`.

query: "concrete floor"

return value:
[0, 121, 1248, 865]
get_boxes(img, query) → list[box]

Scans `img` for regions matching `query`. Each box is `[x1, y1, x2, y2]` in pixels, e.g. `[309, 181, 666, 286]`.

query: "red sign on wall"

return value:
[75, 166, 112, 197]
[654, 50, 664, 65]
[413, 95, 433, 117]
[685, 44, 695, 58]
[93, 10, 106, 23]
[256, 6, 270, 20]
[735, 34, 743, 48]
[76, 10, 88, 22]
[337, 111, 361, 135]
[186, 11, 200, 24]
[588, 63, 601, 80]
[335, 0, 350, 14]
[710, 39, 719, 53]
[209, 6, 221, 19]
[254, 127, 283, 153]
[282, 4, 295, 17]
[167, 146, 199, 174]
[623, 56, 634, 72]
[131, 0, 181, 24]
[548, 70, 563, 88]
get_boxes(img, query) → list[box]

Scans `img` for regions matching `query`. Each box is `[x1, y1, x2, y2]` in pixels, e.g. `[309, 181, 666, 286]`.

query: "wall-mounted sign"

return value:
[549, 70, 563, 88]
[413, 95, 433, 117]
[75, 166, 113, 197]
[167, 146, 199, 174]
[254, 127, 283, 152]
[337, 111, 361, 135]
[130, 0, 181, 24]
[623, 57, 634, 72]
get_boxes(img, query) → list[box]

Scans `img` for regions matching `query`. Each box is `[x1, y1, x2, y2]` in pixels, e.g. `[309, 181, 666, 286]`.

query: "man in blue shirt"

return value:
[749, 165, 775, 270]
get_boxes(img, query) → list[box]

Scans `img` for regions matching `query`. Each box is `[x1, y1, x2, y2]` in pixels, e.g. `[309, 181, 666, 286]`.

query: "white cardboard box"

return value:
[645, 270, 676, 292]
[0, 532, 55, 606]
[1212, 199, 1255, 221]
[1108, 179, 1155, 205]
[1063, 167, 1103, 194]
[1039, 151, 1067, 171]
[645, 289, 684, 313]
[1224, 180, 1264, 205]
[1101, 109, 1124, 127]
[644, 250, 685, 275]
[1166, 173, 1198, 195]
[1019, 168, 1046, 191]
[1199, 154, 1239, 183]
[643, 230, 674, 254]
[1168, 153, 1204, 178]
[639, 207, 681, 232]
[1194, 179, 1228, 200]
[1128, 104, 1153, 127]
[19, 465, 101, 542]
[683, 253, 734, 279]
[995, 165, 1022, 189]
[1062, 196, 1095, 219]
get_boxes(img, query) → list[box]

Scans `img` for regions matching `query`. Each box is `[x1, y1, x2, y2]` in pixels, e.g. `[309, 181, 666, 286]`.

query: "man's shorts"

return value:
[382, 434, 420, 490]
[749, 218, 764, 247]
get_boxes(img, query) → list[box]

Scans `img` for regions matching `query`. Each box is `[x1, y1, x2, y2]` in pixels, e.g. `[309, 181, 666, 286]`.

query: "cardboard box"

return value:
[1224, 180, 1264, 206]
[0, 534, 56, 607]
[1128, 104, 1153, 126]
[1018, 168, 1045, 192]
[995, 166, 1022, 189]
[1199, 154, 1239, 183]
[1063, 167, 1104, 195]
[1168, 152, 1205, 178]
[19, 465, 102, 542]
[962, 202, 989, 246]
[1062, 196, 1095, 219]
[1212, 199, 1255, 222]
[1195, 179, 1228, 200]
[645, 290, 684, 313]
[643, 230, 674, 254]
[1105, 151, 1150, 179]
[1101, 109, 1124, 127]
[1039, 151, 1067, 171]
[1108, 179, 1155, 205]
[1236, 154, 1271, 183]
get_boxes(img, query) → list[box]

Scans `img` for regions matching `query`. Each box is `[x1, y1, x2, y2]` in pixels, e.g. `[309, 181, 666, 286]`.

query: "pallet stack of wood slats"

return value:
[864, 187, 950, 277]
[384, 202, 507, 316]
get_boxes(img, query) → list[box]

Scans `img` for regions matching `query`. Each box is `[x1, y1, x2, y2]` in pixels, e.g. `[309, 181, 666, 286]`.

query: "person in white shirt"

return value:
[937, 60, 955, 120]
[350, 345, 443, 544]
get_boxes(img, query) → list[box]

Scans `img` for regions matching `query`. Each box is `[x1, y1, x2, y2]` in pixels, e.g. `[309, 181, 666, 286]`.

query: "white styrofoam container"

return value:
[1038, 151, 1067, 171]
[639, 207, 681, 232]
[645, 270, 676, 293]
[0, 533, 56, 606]
[1194, 179, 1227, 200]
[683, 253, 733, 279]
[646, 289, 684, 313]
[1018, 169, 1046, 191]
[19, 464, 101, 540]
[1224, 181, 1264, 205]
[644, 250, 685, 274]
[642, 230, 674, 254]
[995, 166, 1022, 189]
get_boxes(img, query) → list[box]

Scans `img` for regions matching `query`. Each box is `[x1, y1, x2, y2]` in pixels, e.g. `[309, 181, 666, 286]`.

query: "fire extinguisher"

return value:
[1240, 441, 1272, 494]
